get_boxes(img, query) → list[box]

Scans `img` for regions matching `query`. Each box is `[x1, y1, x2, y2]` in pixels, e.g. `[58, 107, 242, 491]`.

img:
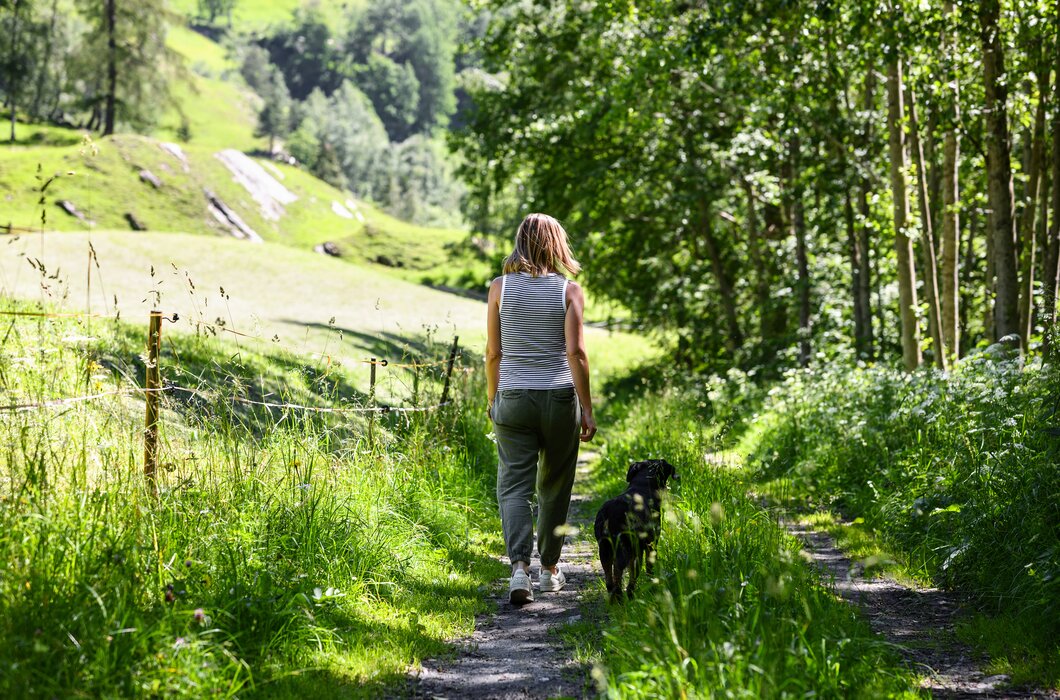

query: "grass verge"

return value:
[0, 296, 506, 697]
[564, 378, 924, 698]
[738, 356, 1060, 689]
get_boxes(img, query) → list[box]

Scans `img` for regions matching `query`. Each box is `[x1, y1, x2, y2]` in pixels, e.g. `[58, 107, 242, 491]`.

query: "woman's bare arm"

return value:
[485, 278, 503, 413]
[565, 281, 597, 441]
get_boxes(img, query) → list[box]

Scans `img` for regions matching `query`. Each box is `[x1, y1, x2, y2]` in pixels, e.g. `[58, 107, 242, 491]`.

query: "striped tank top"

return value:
[498, 272, 574, 390]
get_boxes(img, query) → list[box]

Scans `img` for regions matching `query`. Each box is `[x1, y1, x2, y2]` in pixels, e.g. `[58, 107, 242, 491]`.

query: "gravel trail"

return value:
[787, 521, 1059, 699]
[406, 454, 600, 700]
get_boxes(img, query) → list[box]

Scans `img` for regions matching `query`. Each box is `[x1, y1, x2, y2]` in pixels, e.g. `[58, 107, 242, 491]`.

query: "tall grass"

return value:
[0, 300, 505, 697]
[740, 353, 1060, 686]
[570, 378, 922, 698]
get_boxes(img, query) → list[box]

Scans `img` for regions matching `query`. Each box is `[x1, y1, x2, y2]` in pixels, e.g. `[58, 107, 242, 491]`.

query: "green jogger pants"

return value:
[491, 387, 581, 567]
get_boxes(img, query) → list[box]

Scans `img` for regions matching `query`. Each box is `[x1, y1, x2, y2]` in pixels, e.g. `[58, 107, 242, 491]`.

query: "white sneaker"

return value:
[539, 566, 565, 592]
[509, 569, 533, 604]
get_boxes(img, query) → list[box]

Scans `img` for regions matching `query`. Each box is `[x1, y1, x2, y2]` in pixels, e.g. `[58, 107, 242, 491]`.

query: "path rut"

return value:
[787, 521, 1059, 699]
[406, 455, 599, 700]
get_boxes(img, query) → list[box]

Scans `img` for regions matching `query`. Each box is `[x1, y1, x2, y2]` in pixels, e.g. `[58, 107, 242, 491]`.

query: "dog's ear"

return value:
[625, 461, 647, 482]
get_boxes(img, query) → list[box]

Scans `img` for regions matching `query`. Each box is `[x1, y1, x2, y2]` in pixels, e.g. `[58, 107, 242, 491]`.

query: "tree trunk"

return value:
[1017, 63, 1048, 351]
[104, 0, 118, 136]
[31, 0, 61, 119]
[940, 0, 961, 360]
[926, 113, 942, 237]
[784, 134, 812, 366]
[1035, 158, 1050, 333]
[8, 0, 23, 143]
[961, 208, 977, 355]
[698, 200, 744, 351]
[795, 189, 811, 366]
[845, 187, 872, 359]
[908, 86, 948, 368]
[979, 0, 1020, 343]
[1044, 3, 1060, 350]
[985, 205, 997, 341]
[859, 186, 876, 359]
[859, 71, 877, 359]
[888, 56, 923, 370]
[742, 179, 774, 349]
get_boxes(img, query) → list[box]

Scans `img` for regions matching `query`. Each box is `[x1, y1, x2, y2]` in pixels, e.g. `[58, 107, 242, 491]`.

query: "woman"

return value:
[485, 213, 597, 605]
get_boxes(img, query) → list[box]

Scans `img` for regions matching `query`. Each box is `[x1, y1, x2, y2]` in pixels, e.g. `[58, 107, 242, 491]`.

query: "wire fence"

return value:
[0, 306, 467, 491]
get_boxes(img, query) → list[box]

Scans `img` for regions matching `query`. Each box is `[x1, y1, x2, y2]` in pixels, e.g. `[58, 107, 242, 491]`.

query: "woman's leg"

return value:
[493, 390, 541, 570]
[537, 388, 580, 568]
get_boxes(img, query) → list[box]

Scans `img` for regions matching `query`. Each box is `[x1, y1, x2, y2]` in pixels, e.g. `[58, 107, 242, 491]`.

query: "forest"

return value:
[0, 0, 1058, 697]
[461, 0, 1060, 371]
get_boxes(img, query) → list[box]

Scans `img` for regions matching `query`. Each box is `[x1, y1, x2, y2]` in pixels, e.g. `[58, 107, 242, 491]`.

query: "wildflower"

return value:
[710, 502, 725, 525]
[193, 608, 206, 624]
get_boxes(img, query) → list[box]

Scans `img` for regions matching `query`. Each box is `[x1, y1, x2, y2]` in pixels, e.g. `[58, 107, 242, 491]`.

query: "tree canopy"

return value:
[458, 0, 1060, 371]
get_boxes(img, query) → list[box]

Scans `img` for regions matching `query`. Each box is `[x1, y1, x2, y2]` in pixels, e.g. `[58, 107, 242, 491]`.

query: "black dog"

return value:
[594, 459, 678, 602]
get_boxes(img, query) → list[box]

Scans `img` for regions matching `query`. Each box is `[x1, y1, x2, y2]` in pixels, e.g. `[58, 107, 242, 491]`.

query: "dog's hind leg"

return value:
[626, 545, 641, 600]
[599, 537, 617, 599]
[612, 538, 634, 603]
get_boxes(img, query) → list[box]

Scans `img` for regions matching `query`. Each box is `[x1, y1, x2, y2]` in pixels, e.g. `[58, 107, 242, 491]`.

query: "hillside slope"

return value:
[0, 231, 658, 391]
[0, 134, 481, 284]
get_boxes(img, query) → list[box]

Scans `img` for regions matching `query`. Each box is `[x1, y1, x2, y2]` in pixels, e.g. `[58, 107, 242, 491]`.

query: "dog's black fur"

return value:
[594, 459, 678, 602]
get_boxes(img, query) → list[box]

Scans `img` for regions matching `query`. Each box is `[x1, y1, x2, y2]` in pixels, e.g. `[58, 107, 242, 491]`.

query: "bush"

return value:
[745, 354, 1060, 652]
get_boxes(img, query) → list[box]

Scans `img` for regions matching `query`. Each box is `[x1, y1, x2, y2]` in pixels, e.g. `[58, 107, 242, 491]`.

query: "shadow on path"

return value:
[788, 523, 1057, 699]
[404, 452, 600, 700]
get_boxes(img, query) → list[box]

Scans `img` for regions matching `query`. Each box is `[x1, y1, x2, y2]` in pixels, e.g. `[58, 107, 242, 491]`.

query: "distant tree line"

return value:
[460, 0, 1060, 371]
[241, 0, 474, 225]
[0, 0, 175, 140]
[0, 0, 475, 227]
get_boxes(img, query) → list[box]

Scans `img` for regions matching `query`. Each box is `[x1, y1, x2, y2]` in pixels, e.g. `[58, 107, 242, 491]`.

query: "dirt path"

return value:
[786, 521, 1058, 699]
[406, 454, 600, 700]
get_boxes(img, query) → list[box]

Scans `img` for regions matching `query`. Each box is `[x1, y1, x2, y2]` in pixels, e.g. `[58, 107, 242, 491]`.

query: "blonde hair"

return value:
[502, 213, 582, 277]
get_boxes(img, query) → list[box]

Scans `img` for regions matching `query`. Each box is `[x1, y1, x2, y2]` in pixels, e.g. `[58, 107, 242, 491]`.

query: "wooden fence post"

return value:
[411, 358, 420, 407]
[367, 357, 377, 447]
[144, 311, 162, 492]
[440, 336, 459, 405]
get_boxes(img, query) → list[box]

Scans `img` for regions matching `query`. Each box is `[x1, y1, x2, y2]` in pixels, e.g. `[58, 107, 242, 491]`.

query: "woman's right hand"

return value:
[580, 409, 597, 442]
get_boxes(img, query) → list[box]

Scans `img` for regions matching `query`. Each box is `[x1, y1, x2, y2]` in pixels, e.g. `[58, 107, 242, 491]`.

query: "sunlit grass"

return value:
[0, 297, 507, 697]
[563, 379, 924, 698]
[742, 359, 1060, 688]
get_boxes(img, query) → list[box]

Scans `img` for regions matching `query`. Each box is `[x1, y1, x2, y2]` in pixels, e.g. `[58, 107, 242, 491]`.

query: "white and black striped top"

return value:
[498, 272, 574, 390]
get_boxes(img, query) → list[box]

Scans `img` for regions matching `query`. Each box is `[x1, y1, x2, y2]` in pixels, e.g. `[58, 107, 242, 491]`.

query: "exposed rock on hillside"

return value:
[57, 200, 94, 227]
[203, 188, 263, 243]
[125, 212, 147, 231]
[331, 201, 354, 219]
[139, 169, 162, 188]
[214, 149, 297, 221]
[159, 142, 190, 173]
[314, 242, 342, 257]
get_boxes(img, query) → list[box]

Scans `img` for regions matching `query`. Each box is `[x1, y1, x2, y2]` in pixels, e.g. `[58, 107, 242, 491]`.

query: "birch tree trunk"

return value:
[860, 72, 877, 360]
[697, 200, 744, 352]
[1017, 63, 1048, 351]
[908, 87, 948, 368]
[742, 180, 774, 348]
[940, 0, 961, 360]
[888, 56, 923, 370]
[1045, 16, 1060, 344]
[979, 0, 1020, 343]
